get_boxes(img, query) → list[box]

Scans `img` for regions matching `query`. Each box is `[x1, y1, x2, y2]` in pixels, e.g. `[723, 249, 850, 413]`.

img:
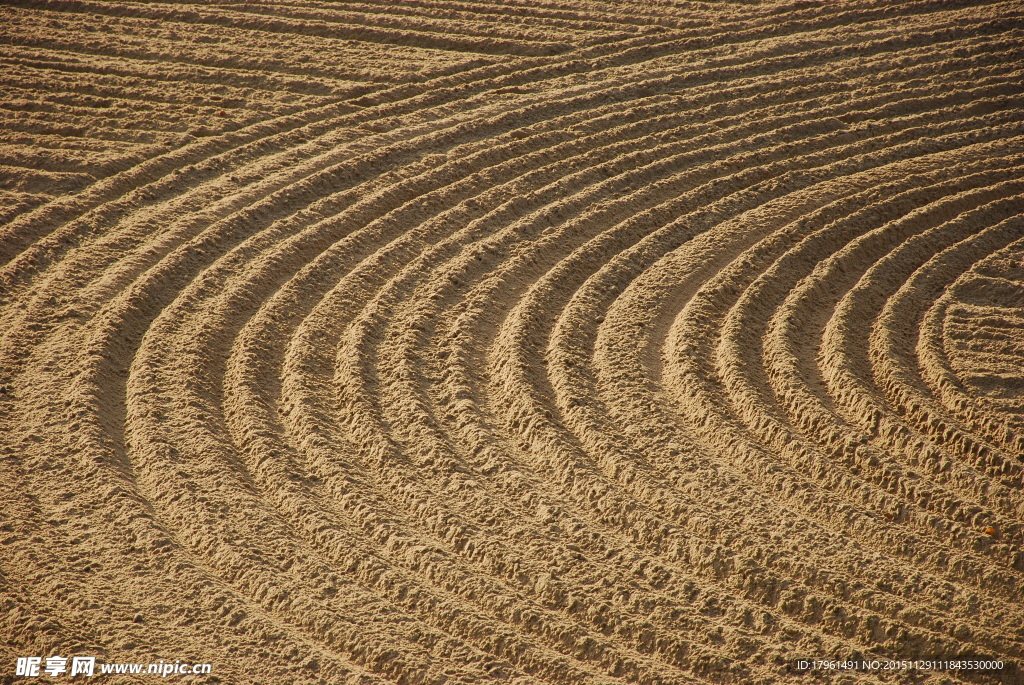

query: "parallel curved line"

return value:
[3, 2, 1023, 684]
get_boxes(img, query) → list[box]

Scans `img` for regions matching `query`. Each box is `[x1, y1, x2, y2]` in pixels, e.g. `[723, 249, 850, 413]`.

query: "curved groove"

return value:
[3, 3, 1023, 683]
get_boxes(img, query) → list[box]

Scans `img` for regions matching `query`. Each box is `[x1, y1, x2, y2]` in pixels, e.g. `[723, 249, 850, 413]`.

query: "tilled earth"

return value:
[2, 1, 1024, 683]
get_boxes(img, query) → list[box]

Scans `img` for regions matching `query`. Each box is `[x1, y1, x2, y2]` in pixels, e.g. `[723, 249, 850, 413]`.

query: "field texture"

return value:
[2, 1, 1024, 683]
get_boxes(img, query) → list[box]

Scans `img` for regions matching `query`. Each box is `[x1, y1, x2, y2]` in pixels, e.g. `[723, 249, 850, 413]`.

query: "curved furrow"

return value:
[276, 122, 778, 683]
[941, 243, 1024, 442]
[368, 78, 1024, 671]
[556, 164, 1023, 657]
[917, 259, 1024, 457]
[708, 163, 1024, 618]
[713, 157, 1024, 533]
[48, 0, 577, 56]
[809, 187, 1024, 522]
[491, 139, 1024, 658]
[655, 135, 1024, 618]
[77, 97, 638, 679]
[5, 2, 1024, 683]
[2, 0, 1007, 284]
[339, 217, 749, 679]
[0, 0, 831, 303]
[826, 195, 1024, 438]
[253, 24, 1024, 663]
[127, 283, 556, 681]
[4, 29, 721, 377]
[245, 46, 991, 679]
[92, 38, 892, 679]
[870, 220, 1024, 502]
[172, 114, 733, 679]
[747, 173, 1024, 532]
[299, 88, 1024, 675]
[655, 137, 1024, 581]
[0, 18, 670, 273]
[4, 20, 700, 679]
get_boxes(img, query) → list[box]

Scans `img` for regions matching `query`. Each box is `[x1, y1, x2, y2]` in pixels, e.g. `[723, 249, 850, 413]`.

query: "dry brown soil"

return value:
[2, 1, 1024, 683]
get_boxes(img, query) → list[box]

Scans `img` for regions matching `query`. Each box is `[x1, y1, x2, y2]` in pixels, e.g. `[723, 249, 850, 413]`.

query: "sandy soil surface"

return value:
[2, 1, 1024, 683]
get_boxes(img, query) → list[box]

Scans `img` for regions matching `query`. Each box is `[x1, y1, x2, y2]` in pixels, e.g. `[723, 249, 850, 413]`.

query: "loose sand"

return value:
[2, 1, 1024, 683]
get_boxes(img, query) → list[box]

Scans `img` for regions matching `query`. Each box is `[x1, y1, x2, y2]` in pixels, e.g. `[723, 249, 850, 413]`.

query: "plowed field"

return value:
[2, 1, 1024, 683]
